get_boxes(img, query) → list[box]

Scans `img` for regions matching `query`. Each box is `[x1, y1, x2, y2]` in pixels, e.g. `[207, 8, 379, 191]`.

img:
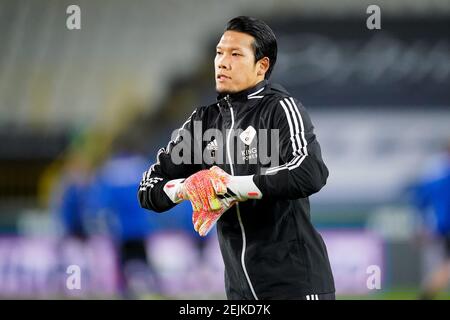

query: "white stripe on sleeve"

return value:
[279, 99, 299, 156]
[264, 97, 308, 174]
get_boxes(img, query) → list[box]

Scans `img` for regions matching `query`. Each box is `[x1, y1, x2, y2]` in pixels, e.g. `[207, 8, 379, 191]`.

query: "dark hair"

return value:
[226, 16, 277, 79]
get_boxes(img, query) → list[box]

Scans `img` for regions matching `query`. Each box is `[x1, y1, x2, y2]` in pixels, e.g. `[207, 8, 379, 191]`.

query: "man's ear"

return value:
[257, 57, 270, 76]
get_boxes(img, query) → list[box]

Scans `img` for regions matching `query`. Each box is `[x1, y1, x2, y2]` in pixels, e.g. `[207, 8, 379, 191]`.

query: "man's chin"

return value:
[216, 86, 236, 95]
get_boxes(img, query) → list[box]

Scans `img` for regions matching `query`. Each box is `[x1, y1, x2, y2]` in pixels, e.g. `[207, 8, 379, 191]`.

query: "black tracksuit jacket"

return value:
[138, 79, 335, 299]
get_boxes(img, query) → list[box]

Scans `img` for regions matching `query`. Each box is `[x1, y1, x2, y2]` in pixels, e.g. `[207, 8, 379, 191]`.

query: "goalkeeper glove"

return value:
[208, 166, 262, 202]
[163, 170, 228, 236]
[191, 166, 263, 236]
[162, 166, 263, 236]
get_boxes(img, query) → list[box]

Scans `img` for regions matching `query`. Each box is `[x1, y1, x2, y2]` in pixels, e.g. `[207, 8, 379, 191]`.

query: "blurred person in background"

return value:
[87, 133, 161, 299]
[410, 140, 450, 299]
[52, 150, 92, 241]
[50, 131, 112, 241]
[49, 136, 99, 296]
[139, 16, 334, 300]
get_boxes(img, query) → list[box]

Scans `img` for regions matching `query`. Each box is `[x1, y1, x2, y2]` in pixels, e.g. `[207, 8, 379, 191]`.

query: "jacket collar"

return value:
[216, 79, 268, 103]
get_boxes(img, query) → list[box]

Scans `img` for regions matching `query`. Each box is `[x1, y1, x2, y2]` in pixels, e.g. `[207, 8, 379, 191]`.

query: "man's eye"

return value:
[232, 53, 241, 56]
[216, 51, 223, 55]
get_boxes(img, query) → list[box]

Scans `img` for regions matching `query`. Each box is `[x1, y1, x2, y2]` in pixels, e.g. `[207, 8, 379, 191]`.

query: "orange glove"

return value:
[190, 166, 263, 236]
[163, 166, 262, 237]
[183, 168, 232, 236]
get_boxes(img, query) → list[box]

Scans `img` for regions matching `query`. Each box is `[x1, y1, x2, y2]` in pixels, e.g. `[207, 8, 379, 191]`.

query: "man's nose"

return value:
[218, 55, 230, 70]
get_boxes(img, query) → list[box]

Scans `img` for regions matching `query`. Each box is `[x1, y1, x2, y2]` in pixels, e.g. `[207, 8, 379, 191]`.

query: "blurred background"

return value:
[0, 0, 449, 299]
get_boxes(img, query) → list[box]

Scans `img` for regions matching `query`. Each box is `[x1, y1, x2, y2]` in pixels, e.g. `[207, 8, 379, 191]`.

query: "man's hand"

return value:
[208, 166, 262, 202]
[183, 168, 232, 236]
[163, 166, 263, 237]
[189, 166, 263, 236]
[162, 169, 231, 236]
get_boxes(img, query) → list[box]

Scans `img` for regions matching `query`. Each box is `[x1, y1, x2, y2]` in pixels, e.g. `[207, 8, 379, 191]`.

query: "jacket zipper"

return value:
[224, 95, 258, 300]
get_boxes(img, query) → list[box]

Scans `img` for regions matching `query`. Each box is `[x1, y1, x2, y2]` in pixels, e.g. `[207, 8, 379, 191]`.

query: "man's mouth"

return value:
[217, 74, 231, 81]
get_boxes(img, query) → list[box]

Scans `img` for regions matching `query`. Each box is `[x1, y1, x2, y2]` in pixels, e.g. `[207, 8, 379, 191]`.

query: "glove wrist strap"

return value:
[163, 179, 185, 203]
[228, 175, 263, 200]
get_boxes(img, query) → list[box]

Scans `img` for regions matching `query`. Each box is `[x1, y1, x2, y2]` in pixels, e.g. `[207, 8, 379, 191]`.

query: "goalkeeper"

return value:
[138, 16, 335, 300]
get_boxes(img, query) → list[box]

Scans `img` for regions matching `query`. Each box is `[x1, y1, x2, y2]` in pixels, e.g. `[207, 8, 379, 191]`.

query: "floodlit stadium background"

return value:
[0, 0, 449, 299]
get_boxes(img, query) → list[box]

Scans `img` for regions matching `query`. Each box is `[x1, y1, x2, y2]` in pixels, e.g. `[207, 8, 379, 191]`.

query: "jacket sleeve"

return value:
[253, 96, 329, 199]
[138, 109, 200, 212]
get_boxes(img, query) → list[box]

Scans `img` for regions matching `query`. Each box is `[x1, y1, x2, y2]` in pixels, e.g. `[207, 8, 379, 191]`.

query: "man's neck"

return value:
[217, 79, 267, 101]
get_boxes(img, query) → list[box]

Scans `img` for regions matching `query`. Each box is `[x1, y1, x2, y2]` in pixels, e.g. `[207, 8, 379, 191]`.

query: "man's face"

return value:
[215, 30, 264, 94]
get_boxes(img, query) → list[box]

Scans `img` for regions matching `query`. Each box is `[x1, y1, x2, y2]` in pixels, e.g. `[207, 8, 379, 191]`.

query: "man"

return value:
[89, 135, 160, 298]
[411, 141, 450, 299]
[139, 16, 335, 300]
